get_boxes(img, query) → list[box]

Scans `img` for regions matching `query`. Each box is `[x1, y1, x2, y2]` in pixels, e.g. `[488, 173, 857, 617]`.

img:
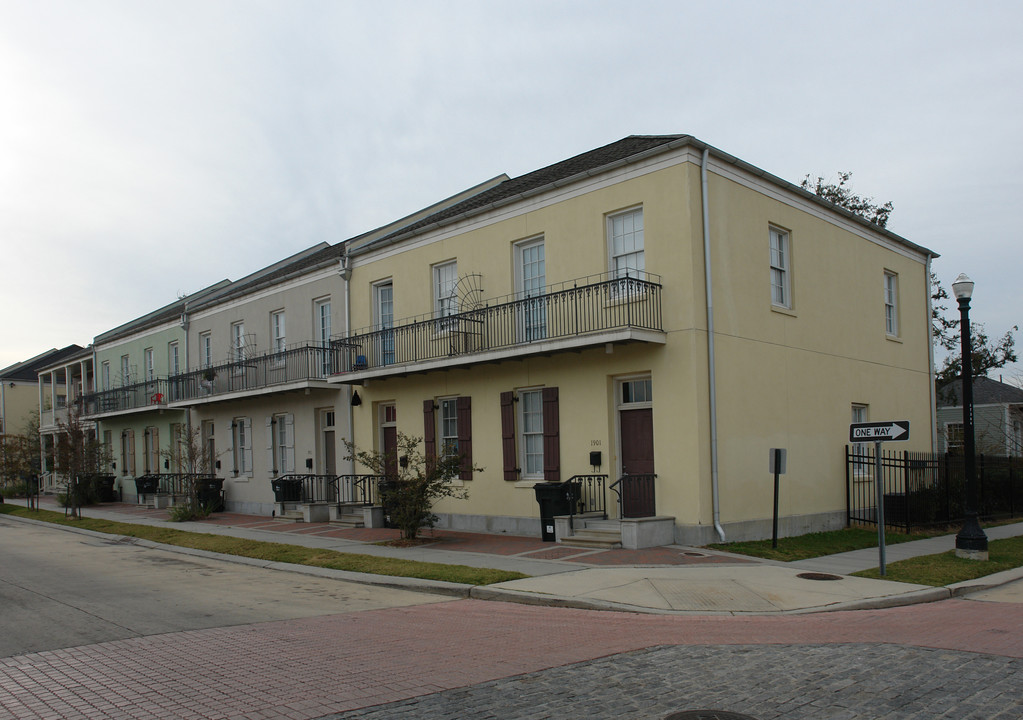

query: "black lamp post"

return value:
[952, 273, 989, 560]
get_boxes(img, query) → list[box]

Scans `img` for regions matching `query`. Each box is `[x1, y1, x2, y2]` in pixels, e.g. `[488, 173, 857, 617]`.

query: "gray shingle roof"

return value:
[937, 376, 1023, 407]
[0, 345, 86, 381]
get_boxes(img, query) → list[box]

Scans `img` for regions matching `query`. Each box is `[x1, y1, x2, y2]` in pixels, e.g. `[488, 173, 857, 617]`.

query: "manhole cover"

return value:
[797, 572, 843, 581]
[665, 711, 759, 720]
[682, 551, 707, 557]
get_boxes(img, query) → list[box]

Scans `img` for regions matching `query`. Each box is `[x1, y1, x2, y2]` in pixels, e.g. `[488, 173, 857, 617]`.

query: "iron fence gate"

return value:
[846, 447, 1023, 532]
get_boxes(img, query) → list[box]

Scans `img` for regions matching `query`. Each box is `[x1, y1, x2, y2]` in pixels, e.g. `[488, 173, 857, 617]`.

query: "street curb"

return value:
[3, 509, 1020, 615]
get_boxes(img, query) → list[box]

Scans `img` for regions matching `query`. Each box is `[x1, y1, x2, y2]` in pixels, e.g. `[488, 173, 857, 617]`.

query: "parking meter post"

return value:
[874, 440, 886, 576]
[772, 449, 781, 549]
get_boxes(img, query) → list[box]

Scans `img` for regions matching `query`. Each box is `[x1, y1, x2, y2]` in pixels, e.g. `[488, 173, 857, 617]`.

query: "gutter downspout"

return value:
[926, 255, 937, 453]
[340, 251, 356, 476]
[181, 304, 193, 461]
[701, 148, 726, 543]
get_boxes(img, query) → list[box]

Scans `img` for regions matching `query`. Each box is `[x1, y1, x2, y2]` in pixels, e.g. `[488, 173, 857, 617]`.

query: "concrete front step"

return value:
[273, 511, 305, 523]
[560, 528, 623, 549]
[329, 514, 365, 528]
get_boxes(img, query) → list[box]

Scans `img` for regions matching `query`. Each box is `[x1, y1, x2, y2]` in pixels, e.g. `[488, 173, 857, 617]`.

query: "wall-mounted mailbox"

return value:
[305, 458, 313, 469]
[589, 451, 602, 467]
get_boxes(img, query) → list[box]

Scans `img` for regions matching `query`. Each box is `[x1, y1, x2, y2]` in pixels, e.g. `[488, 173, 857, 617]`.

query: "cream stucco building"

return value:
[330, 135, 937, 544]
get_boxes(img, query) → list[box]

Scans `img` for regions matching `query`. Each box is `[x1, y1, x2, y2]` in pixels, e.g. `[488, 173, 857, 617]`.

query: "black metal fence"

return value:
[270, 473, 385, 506]
[333, 271, 663, 374]
[170, 343, 338, 402]
[81, 379, 171, 416]
[846, 447, 1023, 532]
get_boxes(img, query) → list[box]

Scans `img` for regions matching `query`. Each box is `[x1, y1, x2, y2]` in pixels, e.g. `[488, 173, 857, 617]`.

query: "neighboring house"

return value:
[80, 281, 230, 502]
[37, 345, 95, 492]
[330, 134, 937, 544]
[936, 376, 1023, 456]
[164, 243, 348, 515]
[1, 345, 83, 438]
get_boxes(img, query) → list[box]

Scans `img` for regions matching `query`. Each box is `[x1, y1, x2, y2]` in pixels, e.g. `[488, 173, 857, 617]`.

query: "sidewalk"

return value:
[13, 496, 1023, 615]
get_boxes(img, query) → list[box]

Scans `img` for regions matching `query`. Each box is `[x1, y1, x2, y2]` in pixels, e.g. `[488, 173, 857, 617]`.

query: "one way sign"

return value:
[849, 421, 910, 443]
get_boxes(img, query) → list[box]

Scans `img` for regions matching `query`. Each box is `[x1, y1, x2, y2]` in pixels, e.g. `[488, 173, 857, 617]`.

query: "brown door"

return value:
[324, 430, 336, 475]
[620, 408, 655, 517]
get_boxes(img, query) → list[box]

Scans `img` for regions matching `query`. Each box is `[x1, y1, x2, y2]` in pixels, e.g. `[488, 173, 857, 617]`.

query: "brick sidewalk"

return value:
[3, 598, 1022, 719]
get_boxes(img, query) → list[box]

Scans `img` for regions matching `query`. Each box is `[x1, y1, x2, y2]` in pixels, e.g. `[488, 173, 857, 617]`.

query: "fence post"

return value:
[845, 446, 851, 528]
[902, 450, 911, 533]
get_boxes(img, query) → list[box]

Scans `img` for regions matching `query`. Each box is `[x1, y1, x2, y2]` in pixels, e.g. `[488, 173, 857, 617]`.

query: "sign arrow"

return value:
[849, 420, 910, 443]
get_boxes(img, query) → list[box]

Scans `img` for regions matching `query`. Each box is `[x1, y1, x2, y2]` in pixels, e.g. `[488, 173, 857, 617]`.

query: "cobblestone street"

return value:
[3, 598, 1022, 719]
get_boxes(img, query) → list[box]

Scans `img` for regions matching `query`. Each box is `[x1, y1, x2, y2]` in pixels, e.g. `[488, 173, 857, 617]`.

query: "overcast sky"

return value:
[2, 0, 1020, 377]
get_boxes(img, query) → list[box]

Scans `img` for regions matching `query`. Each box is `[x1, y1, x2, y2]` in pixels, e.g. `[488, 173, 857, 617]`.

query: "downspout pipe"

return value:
[926, 255, 937, 453]
[701, 148, 726, 543]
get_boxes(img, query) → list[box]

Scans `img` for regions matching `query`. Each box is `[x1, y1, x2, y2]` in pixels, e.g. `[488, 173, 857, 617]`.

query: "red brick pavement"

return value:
[2, 598, 1021, 720]
[79, 502, 749, 566]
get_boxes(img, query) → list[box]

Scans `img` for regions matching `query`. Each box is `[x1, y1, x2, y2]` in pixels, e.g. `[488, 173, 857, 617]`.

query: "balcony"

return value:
[168, 343, 338, 405]
[332, 271, 664, 383]
[81, 379, 171, 419]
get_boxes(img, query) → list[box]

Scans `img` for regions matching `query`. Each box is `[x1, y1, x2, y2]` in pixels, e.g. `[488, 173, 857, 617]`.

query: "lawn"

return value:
[0, 505, 528, 586]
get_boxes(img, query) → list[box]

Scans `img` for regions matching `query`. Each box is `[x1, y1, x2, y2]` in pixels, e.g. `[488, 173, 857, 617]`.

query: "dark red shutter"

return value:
[457, 396, 472, 481]
[500, 391, 517, 481]
[423, 399, 436, 461]
[542, 387, 560, 482]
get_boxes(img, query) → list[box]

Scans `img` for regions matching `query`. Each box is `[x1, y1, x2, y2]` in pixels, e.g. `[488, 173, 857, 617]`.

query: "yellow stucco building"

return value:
[331, 135, 936, 545]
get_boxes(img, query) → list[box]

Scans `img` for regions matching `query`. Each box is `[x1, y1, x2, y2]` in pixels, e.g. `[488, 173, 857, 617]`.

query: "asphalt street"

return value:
[0, 515, 449, 657]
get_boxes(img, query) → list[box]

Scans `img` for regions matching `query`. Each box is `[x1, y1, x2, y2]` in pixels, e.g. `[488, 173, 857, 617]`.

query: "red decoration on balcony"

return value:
[150, 393, 164, 404]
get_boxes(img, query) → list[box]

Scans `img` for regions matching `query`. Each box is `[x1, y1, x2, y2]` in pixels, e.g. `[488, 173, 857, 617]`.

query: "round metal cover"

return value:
[682, 551, 708, 557]
[664, 711, 759, 720]
[797, 572, 843, 581]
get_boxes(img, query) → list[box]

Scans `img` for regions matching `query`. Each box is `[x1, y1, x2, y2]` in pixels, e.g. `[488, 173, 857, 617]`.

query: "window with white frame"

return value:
[946, 422, 965, 454]
[271, 310, 286, 354]
[314, 297, 332, 376]
[519, 389, 543, 479]
[884, 271, 899, 336]
[144, 348, 155, 382]
[200, 332, 212, 369]
[608, 208, 644, 280]
[621, 378, 652, 404]
[769, 226, 791, 308]
[120, 355, 131, 385]
[143, 426, 159, 474]
[439, 397, 458, 459]
[232, 417, 252, 475]
[231, 322, 246, 362]
[851, 404, 870, 474]
[516, 238, 546, 341]
[434, 261, 458, 324]
[268, 413, 295, 475]
[101, 361, 110, 391]
[375, 282, 394, 365]
[168, 342, 180, 376]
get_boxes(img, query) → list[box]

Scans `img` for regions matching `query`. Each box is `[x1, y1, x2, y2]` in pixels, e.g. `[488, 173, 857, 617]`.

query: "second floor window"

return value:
[434, 261, 458, 320]
[271, 311, 286, 354]
[769, 226, 791, 308]
[884, 271, 899, 336]
[144, 348, 155, 382]
[231, 322, 246, 362]
[608, 208, 644, 279]
[121, 355, 131, 385]
[200, 333, 212, 369]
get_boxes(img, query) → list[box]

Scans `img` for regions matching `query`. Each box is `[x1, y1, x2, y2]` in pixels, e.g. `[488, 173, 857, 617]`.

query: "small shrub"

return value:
[2, 481, 29, 499]
[167, 500, 215, 522]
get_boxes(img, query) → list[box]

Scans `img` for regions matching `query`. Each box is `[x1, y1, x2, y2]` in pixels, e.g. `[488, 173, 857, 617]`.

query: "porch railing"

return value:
[334, 474, 386, 506]
[559, 474, 608, 531]
[846, 447, 1023, 532]
[333, 271, 662, 374]
[609, 474, 657, 518]
[169, 343, 339, 402]
[81, 379, 171, 416]
[271, 474, 386, 507]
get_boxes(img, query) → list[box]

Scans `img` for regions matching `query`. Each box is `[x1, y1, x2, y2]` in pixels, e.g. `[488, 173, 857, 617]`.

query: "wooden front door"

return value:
[620, 407, 655, 517]
[383, 425, 397, 478]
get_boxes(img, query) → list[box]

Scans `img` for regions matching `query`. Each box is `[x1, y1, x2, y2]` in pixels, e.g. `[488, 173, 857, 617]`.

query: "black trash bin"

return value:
[135, 476, 160, 495]
[26, 475, 40, 497]
[92, 475, 117, 503]
[271, 476, 301, 502]
[197, 477, 225, 512]
[533, 482, 580, 542]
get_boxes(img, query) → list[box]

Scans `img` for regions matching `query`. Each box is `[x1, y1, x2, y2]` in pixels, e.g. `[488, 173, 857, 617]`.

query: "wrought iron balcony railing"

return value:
[333, 271, 662, 375]
[81, 379, 171, 417]
[169, 343, 338, 403]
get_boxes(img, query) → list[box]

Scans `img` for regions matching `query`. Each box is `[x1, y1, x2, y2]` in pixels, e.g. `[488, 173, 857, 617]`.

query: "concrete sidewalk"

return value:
[11, 497, 1023, 615]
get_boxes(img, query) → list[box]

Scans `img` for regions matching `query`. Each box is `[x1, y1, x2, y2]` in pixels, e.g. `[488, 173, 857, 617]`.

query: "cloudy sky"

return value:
[2, 0, 1020, 376]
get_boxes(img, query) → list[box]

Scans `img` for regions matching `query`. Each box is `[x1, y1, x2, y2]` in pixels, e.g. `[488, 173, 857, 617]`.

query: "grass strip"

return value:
[707, 527, 936, 562]
[853, 535, 1023, 586]
[0, 505, 528, 586]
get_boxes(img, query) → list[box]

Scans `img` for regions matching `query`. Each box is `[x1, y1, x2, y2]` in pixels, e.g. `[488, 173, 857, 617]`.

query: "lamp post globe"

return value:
[952, 273, 989, 560]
